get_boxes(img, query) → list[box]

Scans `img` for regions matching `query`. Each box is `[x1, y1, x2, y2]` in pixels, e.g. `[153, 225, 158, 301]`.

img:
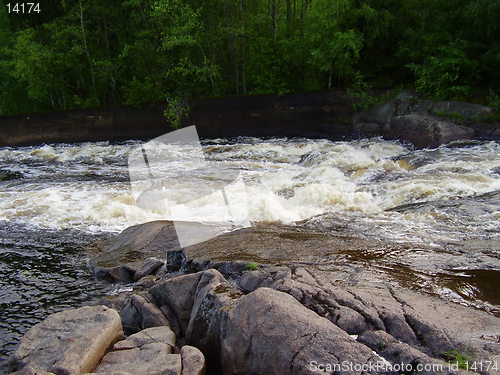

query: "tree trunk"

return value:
[272, 0, 278, 47]
[78, 0, 99, 105]
[224, 2, 239, 95]
[285, 0, 292, 36]
[102, 17, 117, 104]
[239, 0, 247, 94]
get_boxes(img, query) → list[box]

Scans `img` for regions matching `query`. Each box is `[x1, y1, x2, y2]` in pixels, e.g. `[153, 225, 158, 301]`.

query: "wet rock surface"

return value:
[89, 219, 499, 312]
[11, 220, 500, 374]
[221, 287, 383, 374]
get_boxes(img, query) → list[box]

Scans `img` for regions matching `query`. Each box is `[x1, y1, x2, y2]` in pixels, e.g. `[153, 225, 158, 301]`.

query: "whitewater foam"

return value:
[0, 138, 498, 241]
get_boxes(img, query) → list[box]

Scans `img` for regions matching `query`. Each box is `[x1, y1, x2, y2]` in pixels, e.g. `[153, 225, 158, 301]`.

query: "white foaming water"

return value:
[0, 138, 499, 242]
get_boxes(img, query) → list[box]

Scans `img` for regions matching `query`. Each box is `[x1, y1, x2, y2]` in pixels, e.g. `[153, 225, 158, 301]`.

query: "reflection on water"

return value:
[0, 223, 110, 373]
[439, 269, 500, 308]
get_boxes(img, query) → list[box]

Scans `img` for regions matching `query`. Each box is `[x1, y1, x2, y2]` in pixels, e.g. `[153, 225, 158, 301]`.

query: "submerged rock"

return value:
[0, 170, 23, 181]
[9, 305, 123, 374]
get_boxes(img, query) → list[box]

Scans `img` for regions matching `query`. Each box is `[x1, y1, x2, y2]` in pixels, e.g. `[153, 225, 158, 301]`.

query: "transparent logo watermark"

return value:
[128, 126, 250, 247]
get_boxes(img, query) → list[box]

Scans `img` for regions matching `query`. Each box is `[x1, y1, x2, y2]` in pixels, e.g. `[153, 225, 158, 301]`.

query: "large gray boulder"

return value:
[387, 115, 474, 148]
[112, 326, 175, 351]
[184, 272, 242, 370]
[9, 306, 123, 374]
[148, 271, 205, 339]
[148, 269, 240, 351]
[221, 287, 382, 375]
[238, 266, 500, 371]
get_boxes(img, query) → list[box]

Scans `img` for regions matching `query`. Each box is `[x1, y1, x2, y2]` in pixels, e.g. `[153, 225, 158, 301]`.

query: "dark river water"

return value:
[0, 138, 499, 373]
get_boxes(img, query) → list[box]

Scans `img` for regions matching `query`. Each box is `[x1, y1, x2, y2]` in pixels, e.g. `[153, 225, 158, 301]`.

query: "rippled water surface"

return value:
[0, 137, 499, 372]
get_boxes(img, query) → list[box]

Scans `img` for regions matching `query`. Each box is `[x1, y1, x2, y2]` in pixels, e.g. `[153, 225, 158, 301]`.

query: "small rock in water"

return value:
[0, 170, 22, 181]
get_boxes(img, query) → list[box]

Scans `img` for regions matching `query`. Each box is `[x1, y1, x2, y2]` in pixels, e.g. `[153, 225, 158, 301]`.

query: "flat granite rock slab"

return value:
[113, 326, 176, 350]
[182, 222, 415, 264]
[10, 305, 123, 375]
[94, 345, 181, 375]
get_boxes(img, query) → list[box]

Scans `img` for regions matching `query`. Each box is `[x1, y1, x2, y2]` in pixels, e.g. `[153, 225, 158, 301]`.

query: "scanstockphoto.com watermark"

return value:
[309, 360, 499, 373]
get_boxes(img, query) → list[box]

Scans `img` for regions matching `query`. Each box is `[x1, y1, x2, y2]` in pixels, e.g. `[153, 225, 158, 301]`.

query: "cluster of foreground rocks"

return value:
[8, 221, 500, 375]
[9, 306, 204, 375]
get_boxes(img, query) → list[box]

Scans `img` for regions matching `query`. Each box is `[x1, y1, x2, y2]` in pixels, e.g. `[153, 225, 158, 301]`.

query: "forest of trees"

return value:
[0, 0, 499, 116]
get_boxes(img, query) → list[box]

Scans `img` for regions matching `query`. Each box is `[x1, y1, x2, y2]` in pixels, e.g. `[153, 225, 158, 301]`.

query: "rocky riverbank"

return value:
[8, 221, 500, 375]
[353, 91, 499, 148]
[1, 90, 498, 149]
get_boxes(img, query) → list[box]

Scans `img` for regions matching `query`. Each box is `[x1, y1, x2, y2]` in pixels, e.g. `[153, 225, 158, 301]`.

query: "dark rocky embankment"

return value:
[9, 221, 500, 375]
[353, 92, 499, 148]
[0, 91, 353, 147]
[0, 90, 498, 149]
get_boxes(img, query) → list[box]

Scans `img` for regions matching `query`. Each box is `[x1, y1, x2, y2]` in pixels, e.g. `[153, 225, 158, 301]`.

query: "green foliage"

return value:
[305, 0, 390, 88]
[443, 349, 473, 370]
[347, 73, 377, 111]
[407, 41, 479, 100]
[487, 90, 500, 112]
[432, 111, 467, 123]
[0, 0, 499, 116]
[245, 262, 260, 271]
[163, 97, 190, 129]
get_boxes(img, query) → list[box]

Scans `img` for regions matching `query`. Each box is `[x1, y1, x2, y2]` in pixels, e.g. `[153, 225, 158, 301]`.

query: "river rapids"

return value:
[0, 137, 499, 371]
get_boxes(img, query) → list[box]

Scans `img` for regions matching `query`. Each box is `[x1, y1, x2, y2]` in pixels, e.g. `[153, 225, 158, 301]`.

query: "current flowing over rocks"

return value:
[1, 116, 499, 373]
